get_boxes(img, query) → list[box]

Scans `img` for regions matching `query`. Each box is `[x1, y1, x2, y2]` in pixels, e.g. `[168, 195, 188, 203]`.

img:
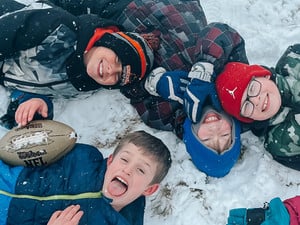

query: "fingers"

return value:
[15, 98, 48, 127]
[47, 205, 83, 225]
[61, 205, 82, 220]
[48, 211, 63, 224]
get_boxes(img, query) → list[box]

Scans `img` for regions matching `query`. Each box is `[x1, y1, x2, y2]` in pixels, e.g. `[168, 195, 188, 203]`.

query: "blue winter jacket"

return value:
[0, 143, 145, 225]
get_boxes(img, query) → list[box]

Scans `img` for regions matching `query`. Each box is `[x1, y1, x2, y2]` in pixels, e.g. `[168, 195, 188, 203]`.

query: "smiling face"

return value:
[84, 46, 123, 86]
[240, 76, 281, 121]
[197, 109, 232, 153]
[102, 143, 159, 211]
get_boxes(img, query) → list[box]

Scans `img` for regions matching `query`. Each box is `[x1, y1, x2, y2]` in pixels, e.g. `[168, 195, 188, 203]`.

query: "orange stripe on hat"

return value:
[117, 32, 147, 79]
[85, 26, 120, 53]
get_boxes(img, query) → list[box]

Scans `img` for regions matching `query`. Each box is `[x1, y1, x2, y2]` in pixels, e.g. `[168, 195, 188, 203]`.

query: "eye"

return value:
[249, 82, 255, 93]
[241, 101, 253, 117]
[248, 79, 260, 96]
[137, 168, 145, 174]
[121, 157, 128, 163]
[200, 138, 210, 142]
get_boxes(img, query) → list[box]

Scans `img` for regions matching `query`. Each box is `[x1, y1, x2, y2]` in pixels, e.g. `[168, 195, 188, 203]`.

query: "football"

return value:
[0, 120, 77, 167]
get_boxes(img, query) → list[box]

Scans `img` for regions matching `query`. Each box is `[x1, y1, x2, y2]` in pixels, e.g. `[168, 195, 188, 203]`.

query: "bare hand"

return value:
[15, 98, 48, 127]
[47, 205, 83, 225]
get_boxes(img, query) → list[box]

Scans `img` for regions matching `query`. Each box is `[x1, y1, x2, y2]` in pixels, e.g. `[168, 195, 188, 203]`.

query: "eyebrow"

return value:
[121, 150, 153, 169]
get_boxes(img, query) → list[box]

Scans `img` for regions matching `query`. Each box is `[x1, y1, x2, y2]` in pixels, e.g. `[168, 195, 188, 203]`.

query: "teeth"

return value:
[99, 62, 103, 76]
[116, 176, 127, 185]
[205, 115, 218, 122]
[262, 95, 268, 111]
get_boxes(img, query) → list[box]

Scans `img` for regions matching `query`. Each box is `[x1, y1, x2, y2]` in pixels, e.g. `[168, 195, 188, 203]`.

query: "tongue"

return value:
[108, 179, 127, 197]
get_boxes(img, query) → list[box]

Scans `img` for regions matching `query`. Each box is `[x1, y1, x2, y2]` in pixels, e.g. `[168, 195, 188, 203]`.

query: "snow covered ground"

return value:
[0, 0, 299, 224]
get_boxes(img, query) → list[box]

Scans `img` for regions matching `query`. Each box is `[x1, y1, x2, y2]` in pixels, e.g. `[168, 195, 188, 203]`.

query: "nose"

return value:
[107, 62, 122, 75]
[249, 95, 260, 107]
[205, 136, 219, 151]
[122, 166, 132, 176]
[106, 65, 114, 75]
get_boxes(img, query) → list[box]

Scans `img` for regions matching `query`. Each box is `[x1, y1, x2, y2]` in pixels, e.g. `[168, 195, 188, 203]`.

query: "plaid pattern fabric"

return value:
[117, 0, 207, 71]
[118, 1, 248, 74]
[132, 96, 184, 134]
[48, 0, 250, 134]
[126, 22, 249, 133]
[196, 22, 249, 75]
[119, 2, 249, 133]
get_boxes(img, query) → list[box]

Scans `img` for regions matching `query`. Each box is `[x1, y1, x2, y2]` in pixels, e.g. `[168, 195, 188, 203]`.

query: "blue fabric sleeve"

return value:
[11, 90, 54, 120]
[0, 160, 23, 224]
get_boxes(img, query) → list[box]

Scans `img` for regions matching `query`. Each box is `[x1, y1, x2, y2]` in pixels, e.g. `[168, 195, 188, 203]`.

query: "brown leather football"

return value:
[0, 120, 77, 167]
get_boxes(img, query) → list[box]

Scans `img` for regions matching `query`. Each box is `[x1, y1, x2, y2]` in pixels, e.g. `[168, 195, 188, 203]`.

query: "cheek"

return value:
[86, 64, 92, 76]
[197, 125, 210, 139]
[269, 95, 281, 113]
[220, 121, 232, 133]
[106, 160, 119, 175]
[85, 58, 98, 76]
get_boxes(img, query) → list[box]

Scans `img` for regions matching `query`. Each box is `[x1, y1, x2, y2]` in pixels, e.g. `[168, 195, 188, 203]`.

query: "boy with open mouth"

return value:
[0, 130, 171, 225]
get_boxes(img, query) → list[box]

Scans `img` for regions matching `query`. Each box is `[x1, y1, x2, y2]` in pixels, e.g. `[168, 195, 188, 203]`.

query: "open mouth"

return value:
[107, 176, 128, 197]
[203, 112, 221, 123]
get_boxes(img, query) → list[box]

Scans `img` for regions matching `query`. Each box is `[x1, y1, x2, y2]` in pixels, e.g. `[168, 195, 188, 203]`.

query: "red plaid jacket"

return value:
[48, 0, 249, 135]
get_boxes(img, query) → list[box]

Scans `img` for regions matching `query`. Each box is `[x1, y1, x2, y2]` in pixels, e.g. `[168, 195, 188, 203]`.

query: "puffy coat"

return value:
[0, 143, 145, 225]
[0, 0, 121, 97]
[250, 44, 300, 170]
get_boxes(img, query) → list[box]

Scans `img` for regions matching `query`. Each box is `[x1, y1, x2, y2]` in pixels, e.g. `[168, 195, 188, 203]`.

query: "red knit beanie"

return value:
[215, 62, 271, 123]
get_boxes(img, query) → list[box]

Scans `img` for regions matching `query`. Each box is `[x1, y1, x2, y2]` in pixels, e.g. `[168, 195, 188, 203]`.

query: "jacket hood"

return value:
[183, 112, 241, 177]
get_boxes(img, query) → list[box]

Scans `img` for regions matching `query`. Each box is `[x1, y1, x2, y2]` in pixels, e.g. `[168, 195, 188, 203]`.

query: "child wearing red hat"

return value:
[154, 42, 300, 172]
[215, 62, 281, 124]
[0, 1, 157, 129]
[215, 44, 300, 171]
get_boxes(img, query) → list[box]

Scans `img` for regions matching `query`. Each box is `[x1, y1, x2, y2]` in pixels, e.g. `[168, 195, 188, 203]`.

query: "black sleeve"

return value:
[0, 5, 78, 59]
[46, 0, 130, 19]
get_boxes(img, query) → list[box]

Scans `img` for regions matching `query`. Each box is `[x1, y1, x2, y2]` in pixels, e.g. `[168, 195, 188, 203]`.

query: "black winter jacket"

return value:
[0, 0, 121, 96]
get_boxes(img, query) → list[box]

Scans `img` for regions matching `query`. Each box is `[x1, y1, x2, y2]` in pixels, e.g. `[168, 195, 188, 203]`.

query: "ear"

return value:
[142, 183, 159, 196]
[107, 154, 113, 166]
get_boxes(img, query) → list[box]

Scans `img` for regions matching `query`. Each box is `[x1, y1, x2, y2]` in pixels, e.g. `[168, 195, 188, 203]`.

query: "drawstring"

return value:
[0, 189, 102, 201]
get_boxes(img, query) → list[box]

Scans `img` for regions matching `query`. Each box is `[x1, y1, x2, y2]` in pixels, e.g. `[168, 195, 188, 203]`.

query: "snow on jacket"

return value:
[0, 143, 145, 225]
[0, 0, 121, 97]
[248, 44, 300, 170]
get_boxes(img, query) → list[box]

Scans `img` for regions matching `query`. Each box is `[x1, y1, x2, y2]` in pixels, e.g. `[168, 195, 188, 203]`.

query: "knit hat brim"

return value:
[94, 32, 154, 85]
[216, 62, 271, 123]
